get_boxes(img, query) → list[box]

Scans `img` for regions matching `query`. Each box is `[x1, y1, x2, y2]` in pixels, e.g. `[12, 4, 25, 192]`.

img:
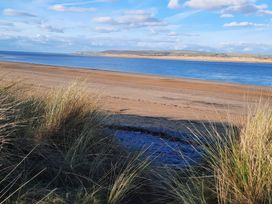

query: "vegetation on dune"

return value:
[0, 82, 150, 203]
[156, 104, 272, 204]
[0, 81, 271, 203]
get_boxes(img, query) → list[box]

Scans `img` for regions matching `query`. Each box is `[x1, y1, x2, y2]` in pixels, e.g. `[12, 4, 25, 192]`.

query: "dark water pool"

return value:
[115, 129, 202, 167]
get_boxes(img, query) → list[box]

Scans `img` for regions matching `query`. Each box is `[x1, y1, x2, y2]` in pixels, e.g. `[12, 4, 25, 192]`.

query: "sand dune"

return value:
[77, 52, 272, 64]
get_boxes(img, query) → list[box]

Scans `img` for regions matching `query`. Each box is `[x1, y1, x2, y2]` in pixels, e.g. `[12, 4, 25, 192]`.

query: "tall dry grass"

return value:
[0, 82, 150, 204]
[1, 80, 272, 203]
[156, 102, 272, 204]
[214, 104, 272, 204]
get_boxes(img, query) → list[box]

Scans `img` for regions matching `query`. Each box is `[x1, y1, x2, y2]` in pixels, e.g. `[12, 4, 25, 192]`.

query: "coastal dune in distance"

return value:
[75, 50, 272, 64]
[0, 61, 271, 126]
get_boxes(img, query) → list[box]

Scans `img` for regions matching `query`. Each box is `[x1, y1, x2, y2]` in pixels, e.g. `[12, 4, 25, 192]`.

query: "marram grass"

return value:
[213, 104, 272, 204]
[0, 82, 150, 204]
[155, 103, 272, 204]
[0, 81, 272, 203]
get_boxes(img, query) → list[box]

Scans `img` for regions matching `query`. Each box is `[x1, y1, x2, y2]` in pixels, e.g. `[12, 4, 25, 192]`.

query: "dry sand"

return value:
[93, 53, 272, 64]
[1, 61, 271, 130]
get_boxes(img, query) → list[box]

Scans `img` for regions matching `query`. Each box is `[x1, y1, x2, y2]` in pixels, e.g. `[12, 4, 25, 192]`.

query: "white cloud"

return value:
[93, 16, 114, 23]
[53, 0, 116, 7]
[184, 0, 253, 10]
[124, 9, 153, 15]
[93, 9, 166, 29]
[184, 0, 243, 10]
[3, 8, 36, 17]
[168, 31, 178, 36]
[95, 26, 119, 33]
[220, 13, 234, 18]
[218, 42, 272, 54]
[180, 0, 272, 16]
[41, 24, 64, 33]
[0, 20, 14, 27]
[49, 4, 96, 12]
[224, 21, 269, 27]
[117, 15, 157, 25]
[243, 47, 253, 51]
[168, 0, 181, 9]
[221, 3, 272, 15]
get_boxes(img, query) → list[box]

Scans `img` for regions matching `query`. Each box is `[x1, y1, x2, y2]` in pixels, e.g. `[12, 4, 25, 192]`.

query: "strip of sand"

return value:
[0, 61, 271, 129]
[81, 53, 272, 64]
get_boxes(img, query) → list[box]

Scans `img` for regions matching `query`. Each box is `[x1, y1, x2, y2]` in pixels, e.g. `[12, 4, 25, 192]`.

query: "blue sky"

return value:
[0, 0, 272, 54]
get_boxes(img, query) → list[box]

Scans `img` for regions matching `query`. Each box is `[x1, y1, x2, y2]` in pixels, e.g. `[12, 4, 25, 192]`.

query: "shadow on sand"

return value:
[106, 114, 238, 167]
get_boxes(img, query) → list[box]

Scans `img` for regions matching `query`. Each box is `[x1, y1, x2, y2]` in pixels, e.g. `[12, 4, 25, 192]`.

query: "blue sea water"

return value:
[0, 50, 272, 86]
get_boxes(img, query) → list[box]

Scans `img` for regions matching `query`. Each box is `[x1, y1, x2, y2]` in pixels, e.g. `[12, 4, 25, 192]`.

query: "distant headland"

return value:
[75, 50, 272, 64]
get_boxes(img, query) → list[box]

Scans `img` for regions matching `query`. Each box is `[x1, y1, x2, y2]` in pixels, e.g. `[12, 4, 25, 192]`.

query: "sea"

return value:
[0, 50, 272, 86]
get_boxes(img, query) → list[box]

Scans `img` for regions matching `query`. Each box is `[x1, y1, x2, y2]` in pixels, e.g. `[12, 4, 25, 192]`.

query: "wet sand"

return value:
[0, 61, 271, 129]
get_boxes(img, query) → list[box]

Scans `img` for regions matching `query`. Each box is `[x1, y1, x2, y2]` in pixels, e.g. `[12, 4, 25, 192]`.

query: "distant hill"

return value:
[75, 50, 271, 57]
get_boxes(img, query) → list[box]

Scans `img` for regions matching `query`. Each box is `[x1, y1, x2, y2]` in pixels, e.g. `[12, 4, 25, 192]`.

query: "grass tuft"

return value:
[0, 82, 151, 203]
[156, 102, 272, 204]
[1, 80, 272, 203]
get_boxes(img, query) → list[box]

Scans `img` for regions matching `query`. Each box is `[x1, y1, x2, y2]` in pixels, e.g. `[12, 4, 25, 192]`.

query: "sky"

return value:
[0, 0, 272, 54]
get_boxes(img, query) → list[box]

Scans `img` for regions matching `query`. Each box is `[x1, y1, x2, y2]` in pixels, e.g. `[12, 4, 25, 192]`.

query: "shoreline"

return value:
[1, 60, 268, 88]
[77, 53, 272, 64]
[1, 61, 271, 128]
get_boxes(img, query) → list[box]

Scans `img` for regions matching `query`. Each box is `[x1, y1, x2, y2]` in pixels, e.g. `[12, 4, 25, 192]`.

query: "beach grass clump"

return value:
[1, 80, 272, 204]
[213, 104, 272, 204]
[157, 103, 272, 204]
[0, 82, 150, 203]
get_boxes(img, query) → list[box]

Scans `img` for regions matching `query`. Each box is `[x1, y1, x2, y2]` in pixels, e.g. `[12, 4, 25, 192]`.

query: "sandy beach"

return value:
[1, 61, 271, 130]
[82, 53, 272, 64]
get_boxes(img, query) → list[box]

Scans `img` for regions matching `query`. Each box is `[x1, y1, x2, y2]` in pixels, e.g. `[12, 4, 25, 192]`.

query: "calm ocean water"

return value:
[0, 50, 272, 86]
